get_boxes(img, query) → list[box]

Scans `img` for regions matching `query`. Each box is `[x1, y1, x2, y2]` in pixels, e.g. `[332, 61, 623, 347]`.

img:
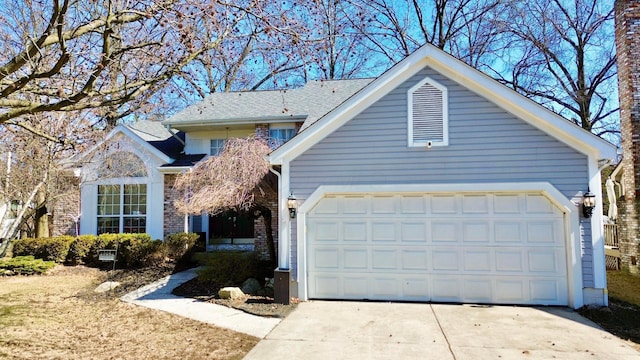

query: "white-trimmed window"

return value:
[408, 76, 448, 147]
[268, 124, 296, 149]
[210, 139, 226, 156]
[97, 184, 147, 234]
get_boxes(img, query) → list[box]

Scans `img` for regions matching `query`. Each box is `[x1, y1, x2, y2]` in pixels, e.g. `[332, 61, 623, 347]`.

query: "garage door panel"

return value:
[432, 249, 460, 271]
[344, 277, 368, 298]
[312, 275, 341, 298]
[527, 221, 563, 244]
[343, 222, 367, 242]
[528, 250, 566, 274]
[372, 249, 398, 270]
[371, 277, 399, 298]
[372, 222, 396, 242]
[462, 195, 489, 214]
[344, 248, 368, 269]
[312, 197, 339, 214]
[344, 196, 368, 214]
[431, 195, 458, 213]
[311, 248, 340, 269]
[401, 249, 429, 270]
[530, 280, 560, 302]
[307, 193, 569, 305]
[495, 221, 524, 243]
[463, 250, 492, 271]
[372, 196, 395, 213]
[402, 277, 430, 300]
[432, 277, 462, 301]
[401, 222, 427, 242]
[463, 279, 493, 302]
[495, 280, 526, 302]
[432, 222, 459, 242]
[462, 222, 490, 243]
[493, 194, 521, 213]
[495, 250, 524, 272]
[400, 196, 426, 213]
[313, 221, 339, 241]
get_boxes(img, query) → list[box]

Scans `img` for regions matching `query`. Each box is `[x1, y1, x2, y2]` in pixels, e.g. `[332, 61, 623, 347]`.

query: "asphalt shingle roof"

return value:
[127, 120, 185, 159]
[163, 78, 374, 130]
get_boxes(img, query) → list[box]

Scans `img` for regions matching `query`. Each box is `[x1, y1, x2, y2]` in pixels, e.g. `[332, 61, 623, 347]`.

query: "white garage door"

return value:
[307, 192, 569, 305]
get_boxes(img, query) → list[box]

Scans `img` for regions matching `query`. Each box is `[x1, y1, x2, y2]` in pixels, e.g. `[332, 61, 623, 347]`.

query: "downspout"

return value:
[165, 124, 185, 146]
[270, 164, 292, 304]
[269, 164, 287, 269]
[596, 158, 613, 307]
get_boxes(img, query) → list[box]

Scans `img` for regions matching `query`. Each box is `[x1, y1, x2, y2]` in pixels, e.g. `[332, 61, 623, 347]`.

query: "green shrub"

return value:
[11, 237, 73, 263]
[67, 235, 97, 265]
[196, 252, 259, 286]
[86, 234, 120, 267]
[87, 233, 165, 268]
[37, 236, 75, 263]
[11, 238, 42, 257]
[165, 232, 199, 260]
[120, 234, 166, 268]
[0, 256, 56, 275]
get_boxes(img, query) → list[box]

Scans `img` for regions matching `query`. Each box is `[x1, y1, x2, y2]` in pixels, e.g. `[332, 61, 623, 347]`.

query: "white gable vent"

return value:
[408, 76, 448, 147]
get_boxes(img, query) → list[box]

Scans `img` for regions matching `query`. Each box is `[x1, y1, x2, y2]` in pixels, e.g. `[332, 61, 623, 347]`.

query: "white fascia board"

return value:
[269, 43, 616, 165]
[157, 166, 192, 174]
[164, 116, 307, 128]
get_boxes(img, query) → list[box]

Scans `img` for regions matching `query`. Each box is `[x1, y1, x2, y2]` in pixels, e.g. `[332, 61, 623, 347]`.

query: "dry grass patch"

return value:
[0, 266, 258, 360]
[579, 270, 640, 352]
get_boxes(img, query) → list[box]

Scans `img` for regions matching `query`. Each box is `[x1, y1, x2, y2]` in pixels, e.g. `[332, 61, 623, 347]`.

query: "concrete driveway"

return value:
[243, 301, 640, 360]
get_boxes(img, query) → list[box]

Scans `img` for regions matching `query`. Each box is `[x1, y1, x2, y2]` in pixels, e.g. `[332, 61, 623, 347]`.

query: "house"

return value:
[268, 43, 616, 309]
[613, 0, 640, 275]
[72, 79, 371, 257]
[73, 43, 615, 309]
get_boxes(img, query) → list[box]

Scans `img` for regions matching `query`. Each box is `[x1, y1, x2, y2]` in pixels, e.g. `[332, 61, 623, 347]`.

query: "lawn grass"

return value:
[579, 270, 640, 349]
[0, 266, 258, 359]
[608, 270, 640, 305]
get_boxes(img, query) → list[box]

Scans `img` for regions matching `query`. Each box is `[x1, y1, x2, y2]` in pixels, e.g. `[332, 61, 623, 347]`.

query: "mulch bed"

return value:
[172, 277, 297, 318]
[579, 298, 640, 348]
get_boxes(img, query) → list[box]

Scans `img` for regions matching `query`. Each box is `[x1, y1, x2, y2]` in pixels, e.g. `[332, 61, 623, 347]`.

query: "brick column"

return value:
[52, 175, 80, 236]
[163, 174, 185, 237]
[254, 197, 279, 260]
[615, 0, 640, 273]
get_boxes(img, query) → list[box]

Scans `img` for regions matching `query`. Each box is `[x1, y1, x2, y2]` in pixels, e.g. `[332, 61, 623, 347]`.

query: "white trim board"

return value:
[295, 182, 584, 309]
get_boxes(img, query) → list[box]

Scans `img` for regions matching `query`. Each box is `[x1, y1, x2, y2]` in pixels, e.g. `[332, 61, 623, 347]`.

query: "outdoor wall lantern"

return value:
[582, 191, 596, 218]
[287, 193, 298, 219]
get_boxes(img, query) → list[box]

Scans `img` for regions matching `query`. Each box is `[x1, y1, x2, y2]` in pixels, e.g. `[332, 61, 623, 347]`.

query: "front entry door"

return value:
[209, 211, 254, 242]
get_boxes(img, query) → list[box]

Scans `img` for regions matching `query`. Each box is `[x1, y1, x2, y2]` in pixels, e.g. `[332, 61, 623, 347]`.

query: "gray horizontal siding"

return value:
[289, 66, 592, 286]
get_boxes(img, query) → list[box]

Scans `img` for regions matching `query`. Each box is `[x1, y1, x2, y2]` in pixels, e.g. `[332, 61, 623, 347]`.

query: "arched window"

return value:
[98, 152, 148, 178]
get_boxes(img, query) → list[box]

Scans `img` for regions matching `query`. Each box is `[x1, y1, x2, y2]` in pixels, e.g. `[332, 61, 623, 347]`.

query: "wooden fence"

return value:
[604, 224, 621, 270]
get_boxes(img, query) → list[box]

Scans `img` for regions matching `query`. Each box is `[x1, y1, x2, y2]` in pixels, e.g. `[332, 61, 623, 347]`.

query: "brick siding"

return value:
[253, 196, 279, 260]
[163, 174, 185, 237]
[52, 174, 80, 236]
[615, 0, 640, 273]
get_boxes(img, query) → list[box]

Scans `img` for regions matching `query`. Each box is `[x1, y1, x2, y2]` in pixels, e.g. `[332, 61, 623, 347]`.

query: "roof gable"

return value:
[268, 44, 617, 164]
[69, 123, 177, 168]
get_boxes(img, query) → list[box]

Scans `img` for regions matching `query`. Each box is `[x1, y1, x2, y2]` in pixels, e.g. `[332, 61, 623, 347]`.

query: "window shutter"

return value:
[412, 82, 444, 143]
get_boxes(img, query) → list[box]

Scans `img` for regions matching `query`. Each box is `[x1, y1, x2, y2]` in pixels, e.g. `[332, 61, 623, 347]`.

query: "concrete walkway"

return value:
[120, 268, 280, 338]
[244, 301, 640, 360]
